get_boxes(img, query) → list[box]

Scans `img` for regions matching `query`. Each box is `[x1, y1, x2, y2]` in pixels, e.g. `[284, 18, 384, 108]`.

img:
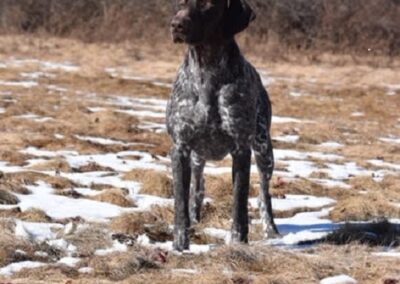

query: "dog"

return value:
[167, 0, 278, 251]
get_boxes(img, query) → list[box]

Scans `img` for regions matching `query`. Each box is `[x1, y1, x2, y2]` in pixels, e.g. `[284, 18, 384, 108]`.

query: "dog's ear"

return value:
[224, 0, 256, 37]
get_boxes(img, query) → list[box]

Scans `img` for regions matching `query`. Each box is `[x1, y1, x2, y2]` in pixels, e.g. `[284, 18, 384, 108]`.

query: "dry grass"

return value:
[124, 169, 173, 198]
[0, 35, 399, 284]
[205, 174, 257, 201]
[0, 189, 19, 204]
[329, 192, 400, 222]
[91, 188, 136, 208]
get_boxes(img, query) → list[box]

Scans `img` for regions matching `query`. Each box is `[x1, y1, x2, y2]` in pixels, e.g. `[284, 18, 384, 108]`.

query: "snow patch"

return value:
[320, 275, 357, 284]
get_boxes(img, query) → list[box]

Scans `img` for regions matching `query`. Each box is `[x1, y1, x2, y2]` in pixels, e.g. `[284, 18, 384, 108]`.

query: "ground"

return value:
[0, 35, 399, 284]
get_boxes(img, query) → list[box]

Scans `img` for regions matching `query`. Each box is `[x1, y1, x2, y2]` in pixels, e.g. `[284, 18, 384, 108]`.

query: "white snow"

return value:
[0, 80, 38, 88]
[318, 141, 344, 148]
[320, 275, 357, 284]
[137, 234, 213, 254]
[351, 112, 364, 117]
[273, 135, 300, 143]
[289, 91, 303, 97]
[379, 137, 400, 144]
[87, 107, 106, 113]
[171, 268, 198, 274]
[13, 181, 129, 221]
[272, 116, 314, 124]
[15, 220, 63, 242]
[0, 261, 46, 276]
[368, 159, 400, 171]
[203, 228, 230, 241]
[95, 240, 128, 255]
[269, 230, 329, 246]
[79, 267, 94, 274]
[322, 162, 369, 180]
[75, 135, 129, 146]
[115, 109, 165, 118]
[249, 194, 336, 211]
[0, 108, 5, 114]
[47, 85, 68, 93]
[372, 252, 400, 258]
[58, 257, 80, 267]
[274, 149, 343, 161]
[14, 114, 53, 122]
[41, 61, 79, 72]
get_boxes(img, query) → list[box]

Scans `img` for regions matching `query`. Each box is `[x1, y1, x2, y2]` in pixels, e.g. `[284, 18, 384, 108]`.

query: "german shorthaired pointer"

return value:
[167, 0, 278, 251]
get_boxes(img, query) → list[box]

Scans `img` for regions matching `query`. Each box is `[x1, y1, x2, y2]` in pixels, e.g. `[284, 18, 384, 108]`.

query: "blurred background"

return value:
[0, 0, 399, 64]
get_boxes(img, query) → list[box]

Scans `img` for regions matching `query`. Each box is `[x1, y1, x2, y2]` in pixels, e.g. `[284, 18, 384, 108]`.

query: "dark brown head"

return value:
[171, 0, 255, 45]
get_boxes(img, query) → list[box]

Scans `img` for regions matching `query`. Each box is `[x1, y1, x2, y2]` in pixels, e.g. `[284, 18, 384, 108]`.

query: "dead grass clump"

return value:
[270, 177, 349, 200]
[349, 175, 381, 191]
[111, 212, 156, 236]
[19, 208, 53, 223]
[0, 178, 30, 194]
[111, 209, 173, 242]
[0, 149, 30, 166]
[206, 245, 315, 280]
[90, 251, 159, 281]
[0, 221, 36, 267]
[0, 189, 19, 204]
[64, 223, 112, 256]
[13, 265, 79, 281]
[29, 158, 72, 172]
[5, 171, 75, 189]
[91, 188, 136, 208]
[124, 169, 172, 198]
[325, 220, 400, 246]
[75, 162, 114, 173]
[329, 192, 400, 222]
[201, 200, 232, 229]
[204, 175, 232, 201]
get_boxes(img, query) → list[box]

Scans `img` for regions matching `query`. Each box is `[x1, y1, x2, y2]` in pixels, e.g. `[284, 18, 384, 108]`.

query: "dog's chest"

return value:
[168, 70, 258, 153]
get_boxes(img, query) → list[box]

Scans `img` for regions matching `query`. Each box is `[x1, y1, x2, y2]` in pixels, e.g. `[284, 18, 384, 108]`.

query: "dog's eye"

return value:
[198, 0, 213, 8]
[177, 0, 187, 9]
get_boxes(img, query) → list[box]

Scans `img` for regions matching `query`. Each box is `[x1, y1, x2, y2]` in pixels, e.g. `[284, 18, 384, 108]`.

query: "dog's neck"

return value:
[187, 38, 239, 69]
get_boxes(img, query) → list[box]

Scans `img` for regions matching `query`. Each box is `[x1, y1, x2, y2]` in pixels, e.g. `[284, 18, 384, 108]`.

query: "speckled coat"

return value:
[167, 0, 278, 251]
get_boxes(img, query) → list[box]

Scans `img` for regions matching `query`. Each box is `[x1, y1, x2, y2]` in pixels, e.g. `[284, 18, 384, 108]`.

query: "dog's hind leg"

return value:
[189, 152, 206, 224]
[254, 137, 279, 238]
[171, 145, 192, 251]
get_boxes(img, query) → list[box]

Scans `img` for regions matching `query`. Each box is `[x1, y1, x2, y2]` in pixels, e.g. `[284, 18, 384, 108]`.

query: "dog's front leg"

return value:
[171, 144, 191, 251]
[231, 148, 251, 243]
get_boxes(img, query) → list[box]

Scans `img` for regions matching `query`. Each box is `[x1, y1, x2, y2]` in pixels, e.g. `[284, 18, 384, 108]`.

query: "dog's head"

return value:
[171, 0, 255, 44]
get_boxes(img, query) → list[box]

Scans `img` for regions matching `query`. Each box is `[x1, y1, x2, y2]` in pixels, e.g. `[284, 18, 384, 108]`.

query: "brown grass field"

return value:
[0, 35, 399, 283]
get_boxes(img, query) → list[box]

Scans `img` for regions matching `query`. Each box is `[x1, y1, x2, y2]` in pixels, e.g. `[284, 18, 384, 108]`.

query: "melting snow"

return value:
[380, 137, 400, 144]
[273, 135, 300, 143]
[320, 275, 357, 284]
[0, 261, 46, 276]
[368, 160, 400, 171]
[15, 220, 63, 242]
[95, 240, 128, 256]
[0, 80, 38, 88]
[249, 194, 336, 211]
[12, 181, 129, 221]
[58, 257, 81, 267]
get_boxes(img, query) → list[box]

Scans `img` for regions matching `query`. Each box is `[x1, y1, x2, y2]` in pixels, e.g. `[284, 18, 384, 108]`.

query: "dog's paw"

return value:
[173, 228, 190, 251]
